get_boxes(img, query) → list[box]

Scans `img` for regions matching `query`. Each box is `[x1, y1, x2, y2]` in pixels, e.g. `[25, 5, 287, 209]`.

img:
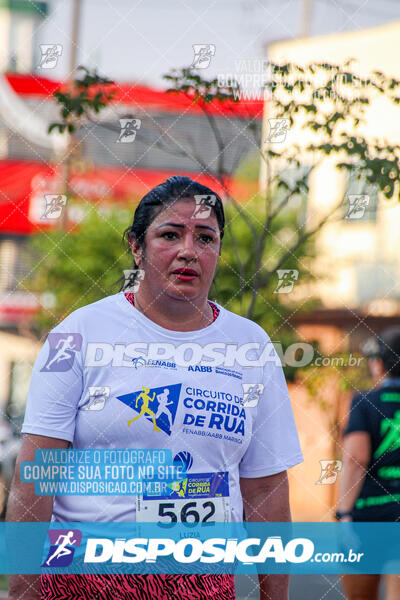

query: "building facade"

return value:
[262, 21, 400, 314]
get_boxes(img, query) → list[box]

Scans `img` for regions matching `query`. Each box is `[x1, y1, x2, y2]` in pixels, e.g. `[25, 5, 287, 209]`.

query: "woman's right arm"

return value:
[7, 433, 70, 600]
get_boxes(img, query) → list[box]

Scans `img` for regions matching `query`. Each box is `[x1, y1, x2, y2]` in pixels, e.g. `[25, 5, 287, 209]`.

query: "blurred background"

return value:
[1, 0, 400, 597]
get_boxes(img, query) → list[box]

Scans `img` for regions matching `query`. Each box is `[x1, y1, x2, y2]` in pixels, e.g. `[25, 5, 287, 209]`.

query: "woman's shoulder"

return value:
[49, 294, 123, 333]
[213, 302, 271, 342]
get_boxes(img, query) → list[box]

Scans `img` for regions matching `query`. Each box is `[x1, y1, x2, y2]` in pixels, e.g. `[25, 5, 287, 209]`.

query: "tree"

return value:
[28, 62, 400, 365]
[28, 206, 134, 335]
[162, 62, 400, 321]
[48, 66, 116, 229]
[48, 66, 115, 135]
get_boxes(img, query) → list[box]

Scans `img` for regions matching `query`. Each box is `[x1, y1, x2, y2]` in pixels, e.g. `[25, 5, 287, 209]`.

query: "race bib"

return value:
[136, 472, 231, 523]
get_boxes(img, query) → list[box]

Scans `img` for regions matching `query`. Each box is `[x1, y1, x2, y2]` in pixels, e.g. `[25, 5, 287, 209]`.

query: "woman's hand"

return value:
[240, 471, 291, 600]
[7, 433, 70, 600]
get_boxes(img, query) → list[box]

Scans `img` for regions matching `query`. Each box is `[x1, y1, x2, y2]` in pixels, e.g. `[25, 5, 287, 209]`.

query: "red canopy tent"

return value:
[0, 73, 262, 235]
[5, 73, 264, 119]
[0, 160, 54, 234]
[0, 160, 252, 235]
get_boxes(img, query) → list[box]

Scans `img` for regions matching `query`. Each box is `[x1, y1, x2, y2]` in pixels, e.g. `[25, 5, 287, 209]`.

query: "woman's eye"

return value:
[199, 234, 214, 244]
[162, 231, 178, 240]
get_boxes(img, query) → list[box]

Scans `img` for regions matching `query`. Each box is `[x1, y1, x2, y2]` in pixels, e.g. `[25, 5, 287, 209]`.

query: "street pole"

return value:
[301, 0, 313, 38]
[59, 0, 82, 230]
[70, 0, 81, 79]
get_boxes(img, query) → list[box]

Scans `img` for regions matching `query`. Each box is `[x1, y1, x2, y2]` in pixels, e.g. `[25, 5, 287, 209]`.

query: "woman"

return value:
[8, 175, 303, 599]
[337, 326, 400, 600]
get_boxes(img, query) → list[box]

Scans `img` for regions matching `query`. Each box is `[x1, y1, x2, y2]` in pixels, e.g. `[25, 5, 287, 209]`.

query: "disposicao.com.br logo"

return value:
[84, 341, 313, 368]
[84, 536, 312, 564]
[83, 536, 363, 565]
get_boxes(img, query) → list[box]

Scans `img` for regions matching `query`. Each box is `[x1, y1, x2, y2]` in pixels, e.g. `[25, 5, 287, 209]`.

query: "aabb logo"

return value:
[188, 366, 212, 373]
[42, 529, 82, 567]
[117, 384, 181, 435]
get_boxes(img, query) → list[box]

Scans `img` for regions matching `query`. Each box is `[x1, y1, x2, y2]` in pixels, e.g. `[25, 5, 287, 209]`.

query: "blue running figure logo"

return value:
[42, 529, 82, 567]
[117, 384, 181, 435]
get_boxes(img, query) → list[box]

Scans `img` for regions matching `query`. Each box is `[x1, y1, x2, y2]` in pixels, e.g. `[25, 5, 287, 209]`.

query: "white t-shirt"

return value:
[22, 293, 303, 523]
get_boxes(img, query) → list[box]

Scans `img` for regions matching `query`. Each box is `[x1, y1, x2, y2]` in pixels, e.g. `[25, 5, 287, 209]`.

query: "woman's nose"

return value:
[177, 233, 197, 259]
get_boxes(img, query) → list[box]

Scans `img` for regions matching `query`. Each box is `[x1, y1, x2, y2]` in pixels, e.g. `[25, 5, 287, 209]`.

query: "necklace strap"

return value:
[124, 293, 219, 324]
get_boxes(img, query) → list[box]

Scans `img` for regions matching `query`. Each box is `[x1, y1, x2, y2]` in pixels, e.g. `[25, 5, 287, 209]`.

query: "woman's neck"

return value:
[132, 291, 214, 332]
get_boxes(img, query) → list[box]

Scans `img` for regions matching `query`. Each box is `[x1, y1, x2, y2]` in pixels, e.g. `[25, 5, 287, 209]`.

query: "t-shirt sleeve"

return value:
[239, 349, 303, 478]
[343, 393, 369, 435]
[21, 325, 83, 443]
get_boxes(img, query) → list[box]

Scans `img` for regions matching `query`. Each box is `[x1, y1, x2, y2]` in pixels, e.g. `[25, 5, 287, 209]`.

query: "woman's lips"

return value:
[176, 274, 197, 281]
[172, 269, 198, 281]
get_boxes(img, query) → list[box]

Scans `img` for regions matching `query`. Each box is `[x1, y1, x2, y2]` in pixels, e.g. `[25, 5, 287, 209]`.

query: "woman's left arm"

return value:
[240, 470, 291, 600]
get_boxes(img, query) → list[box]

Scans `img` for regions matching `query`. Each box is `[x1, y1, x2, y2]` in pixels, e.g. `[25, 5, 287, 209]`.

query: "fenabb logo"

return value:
[84, 536, 314, 564]
[131, 356, 177, 370]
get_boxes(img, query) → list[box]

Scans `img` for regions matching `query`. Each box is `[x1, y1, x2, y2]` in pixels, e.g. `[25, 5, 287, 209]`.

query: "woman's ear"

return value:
[129, 237, 142, 266]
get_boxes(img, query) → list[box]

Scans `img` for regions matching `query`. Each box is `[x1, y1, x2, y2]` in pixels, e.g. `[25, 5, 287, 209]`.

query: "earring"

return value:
[134, 248, 142, 265]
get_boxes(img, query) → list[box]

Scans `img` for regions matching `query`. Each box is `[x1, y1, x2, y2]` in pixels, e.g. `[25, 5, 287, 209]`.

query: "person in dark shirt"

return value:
[337, 326, 400, 600]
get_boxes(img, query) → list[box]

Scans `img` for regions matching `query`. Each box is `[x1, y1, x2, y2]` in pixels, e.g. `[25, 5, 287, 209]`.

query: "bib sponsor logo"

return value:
[169, 451, 193, 497]
[165, 452, 227, 501]
[136, 451, 231, 523]
[168, 472, 229, 501]
[174, 451, 193, 471]
[117, 384, 181, 436]
[42, 529, 82, 567]
[41, 333, 82, 372]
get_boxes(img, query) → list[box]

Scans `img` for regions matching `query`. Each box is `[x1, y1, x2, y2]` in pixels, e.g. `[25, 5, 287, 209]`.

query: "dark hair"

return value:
[379, 326, 400, 377]
[363, 326, 400, 377]
[121, 175, 225, 291]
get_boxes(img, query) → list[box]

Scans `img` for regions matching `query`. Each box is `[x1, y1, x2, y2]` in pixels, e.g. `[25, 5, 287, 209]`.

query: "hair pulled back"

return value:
[121, 175, 225, 290]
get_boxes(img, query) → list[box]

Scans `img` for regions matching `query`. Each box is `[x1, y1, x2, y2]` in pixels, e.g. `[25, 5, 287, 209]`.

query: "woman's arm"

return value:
[337, 431, 371, 520]
[7, 433, 70, 600]
[240, 470, 291, 600]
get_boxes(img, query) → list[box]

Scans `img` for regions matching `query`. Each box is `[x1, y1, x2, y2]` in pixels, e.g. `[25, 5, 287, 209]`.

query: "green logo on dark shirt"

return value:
[378, 466, 400, 479]
[381, 392, 400, 403]
[356, 493, 400, 509]
[374, 410, 400, 459]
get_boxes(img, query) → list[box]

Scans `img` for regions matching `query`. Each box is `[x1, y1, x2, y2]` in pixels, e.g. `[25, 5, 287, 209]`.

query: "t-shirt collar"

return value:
[115, 292, 225, 340]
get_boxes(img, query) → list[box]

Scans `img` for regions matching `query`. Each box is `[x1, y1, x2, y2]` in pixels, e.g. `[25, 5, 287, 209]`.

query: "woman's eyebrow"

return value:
[157, 222, 184, 229]
[195, 225, 217, 233]
[157, 222, 217, 233]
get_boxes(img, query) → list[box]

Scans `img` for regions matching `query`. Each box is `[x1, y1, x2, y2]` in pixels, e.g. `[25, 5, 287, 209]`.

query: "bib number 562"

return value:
[158, 501, 215, 523]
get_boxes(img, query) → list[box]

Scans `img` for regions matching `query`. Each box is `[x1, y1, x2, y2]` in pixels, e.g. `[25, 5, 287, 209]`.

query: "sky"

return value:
[35, 0, 400, 90]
